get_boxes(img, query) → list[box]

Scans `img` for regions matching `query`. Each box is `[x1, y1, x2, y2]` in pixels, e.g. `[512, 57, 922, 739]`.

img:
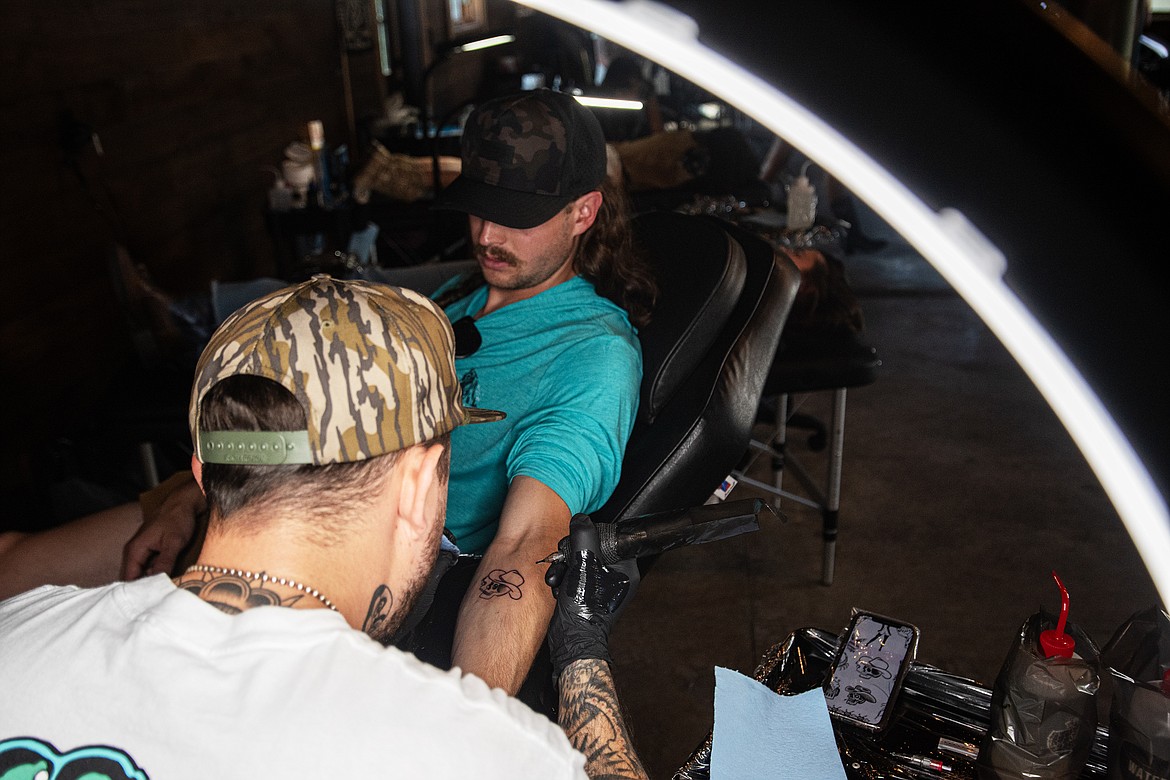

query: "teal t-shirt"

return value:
[436, 275, 642, 554]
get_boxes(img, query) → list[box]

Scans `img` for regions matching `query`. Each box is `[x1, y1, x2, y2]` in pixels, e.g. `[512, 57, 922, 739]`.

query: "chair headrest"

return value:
[632, 211, 748, 424]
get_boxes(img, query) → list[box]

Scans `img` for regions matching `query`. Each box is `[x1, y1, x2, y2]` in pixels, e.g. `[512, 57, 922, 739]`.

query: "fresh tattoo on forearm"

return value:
[558, 659, 649, 780]
[478, 569, 525, 600]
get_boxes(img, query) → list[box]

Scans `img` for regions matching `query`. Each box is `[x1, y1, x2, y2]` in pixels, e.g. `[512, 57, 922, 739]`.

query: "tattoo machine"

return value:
[538, 497, 781, 565]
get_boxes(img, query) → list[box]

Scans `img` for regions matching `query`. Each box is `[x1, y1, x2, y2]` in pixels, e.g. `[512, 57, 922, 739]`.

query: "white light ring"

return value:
[513, 0, 1170, 601]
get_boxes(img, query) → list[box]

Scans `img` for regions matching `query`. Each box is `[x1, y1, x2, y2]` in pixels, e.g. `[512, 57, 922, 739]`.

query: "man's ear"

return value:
[395, 442, 446, 540]
[570, 190, 604, 236]
[190, 454, 207, 494]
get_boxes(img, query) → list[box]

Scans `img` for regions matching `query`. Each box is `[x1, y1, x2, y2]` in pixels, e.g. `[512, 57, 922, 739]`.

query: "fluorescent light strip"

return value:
[513, 0, 1170, 602]
[454, 34, 516, 53]
[574, 96, 645, 109]
[1141, 34, 1169, 59]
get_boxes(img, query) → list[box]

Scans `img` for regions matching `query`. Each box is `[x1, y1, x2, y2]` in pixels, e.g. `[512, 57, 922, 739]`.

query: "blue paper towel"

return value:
[711, 666, 848, 779]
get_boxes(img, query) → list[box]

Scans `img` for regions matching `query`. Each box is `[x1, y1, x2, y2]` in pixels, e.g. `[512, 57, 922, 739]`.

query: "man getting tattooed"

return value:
[0, 277, 635, 777]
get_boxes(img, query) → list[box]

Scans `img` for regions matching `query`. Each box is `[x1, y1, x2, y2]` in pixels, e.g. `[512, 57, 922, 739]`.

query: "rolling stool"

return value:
[731, 327, 879, 585]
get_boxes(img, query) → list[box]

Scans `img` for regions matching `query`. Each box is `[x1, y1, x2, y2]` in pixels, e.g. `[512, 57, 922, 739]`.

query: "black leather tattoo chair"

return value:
[397, 210, 801, 717]
[591, 212, 800, 528]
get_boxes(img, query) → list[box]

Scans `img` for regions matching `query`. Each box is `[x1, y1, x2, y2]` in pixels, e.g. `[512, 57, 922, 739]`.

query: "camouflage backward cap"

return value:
[432, 88, 607, 229]
[190, 275, 504, 466]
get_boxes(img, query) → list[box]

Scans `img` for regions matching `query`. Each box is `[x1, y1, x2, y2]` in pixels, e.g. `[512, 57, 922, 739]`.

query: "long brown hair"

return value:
[573, 178, 657, 328]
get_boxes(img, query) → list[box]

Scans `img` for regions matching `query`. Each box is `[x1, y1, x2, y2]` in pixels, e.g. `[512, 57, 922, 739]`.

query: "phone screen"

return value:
[823, 612, 918, 730]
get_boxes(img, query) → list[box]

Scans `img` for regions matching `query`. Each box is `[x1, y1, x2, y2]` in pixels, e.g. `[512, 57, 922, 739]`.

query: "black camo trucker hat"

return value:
[433, 88, 608, 229]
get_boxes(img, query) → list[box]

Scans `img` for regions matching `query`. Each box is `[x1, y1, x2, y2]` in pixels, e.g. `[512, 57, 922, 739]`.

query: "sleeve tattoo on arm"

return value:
[478, 569, 524, 600]
[558, 659, 649, 780]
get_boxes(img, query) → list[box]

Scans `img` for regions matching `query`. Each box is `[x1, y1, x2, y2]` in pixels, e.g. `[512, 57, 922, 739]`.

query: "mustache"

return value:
[474, 245, 517, 266]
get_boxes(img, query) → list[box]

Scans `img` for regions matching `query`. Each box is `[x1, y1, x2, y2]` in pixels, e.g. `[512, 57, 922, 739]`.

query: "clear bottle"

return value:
[786, 162, 818, 232]
[307, 120, 331, 208]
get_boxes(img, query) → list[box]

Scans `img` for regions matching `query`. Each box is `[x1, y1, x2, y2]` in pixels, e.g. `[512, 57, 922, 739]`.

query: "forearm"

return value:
[0, 501, 144, 601]
[558, 659, 648, 780]
[451, 538, 555, 693]
[450, 475, 568, 694]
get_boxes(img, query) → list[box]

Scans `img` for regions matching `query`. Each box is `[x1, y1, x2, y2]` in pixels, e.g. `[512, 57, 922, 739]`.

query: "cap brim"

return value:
[463, 405, 506, 424]
[432, 175, 574, 230]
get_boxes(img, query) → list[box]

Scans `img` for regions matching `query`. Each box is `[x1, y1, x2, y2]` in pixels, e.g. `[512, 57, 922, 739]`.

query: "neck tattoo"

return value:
[184, 564, 339, 612]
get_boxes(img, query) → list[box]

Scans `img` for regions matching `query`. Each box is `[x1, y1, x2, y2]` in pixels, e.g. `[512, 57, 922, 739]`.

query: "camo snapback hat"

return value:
[432, 88, 607, 229]
[190, 275, 504, 466]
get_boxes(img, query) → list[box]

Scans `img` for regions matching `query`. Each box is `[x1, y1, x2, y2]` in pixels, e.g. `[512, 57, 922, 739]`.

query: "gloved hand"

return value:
[545, 514, 636, 684]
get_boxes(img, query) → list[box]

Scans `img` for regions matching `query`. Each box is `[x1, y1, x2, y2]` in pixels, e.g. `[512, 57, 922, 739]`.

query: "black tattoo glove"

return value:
[545, 514, 634, 684]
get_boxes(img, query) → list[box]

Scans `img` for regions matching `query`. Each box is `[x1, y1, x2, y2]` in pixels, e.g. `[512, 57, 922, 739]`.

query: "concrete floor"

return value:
[608, 214, 1164, 778]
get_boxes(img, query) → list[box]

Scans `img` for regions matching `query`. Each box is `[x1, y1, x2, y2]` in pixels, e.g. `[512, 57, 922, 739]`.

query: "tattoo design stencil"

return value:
[478, 569, 524, 600]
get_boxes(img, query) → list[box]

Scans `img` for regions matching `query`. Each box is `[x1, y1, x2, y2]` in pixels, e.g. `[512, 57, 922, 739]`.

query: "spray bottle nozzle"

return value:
[794, 159, 813, 186]
[1039, 570, 1075, 659]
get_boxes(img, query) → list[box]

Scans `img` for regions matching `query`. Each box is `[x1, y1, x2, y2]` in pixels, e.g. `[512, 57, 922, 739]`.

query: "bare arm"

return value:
[558, 659, 649, 780]
[450, 475, 568, 694]
[0, 470, 210, 602]
[0, 501, 143, 601]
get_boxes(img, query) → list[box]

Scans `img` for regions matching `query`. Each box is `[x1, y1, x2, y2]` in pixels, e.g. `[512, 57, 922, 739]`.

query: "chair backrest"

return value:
[591, 211, 801, 525]
[634, 212, 748, 425]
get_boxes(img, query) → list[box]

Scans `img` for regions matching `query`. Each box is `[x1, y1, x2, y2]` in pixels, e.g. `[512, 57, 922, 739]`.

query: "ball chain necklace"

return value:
[184, 564, 338, 612]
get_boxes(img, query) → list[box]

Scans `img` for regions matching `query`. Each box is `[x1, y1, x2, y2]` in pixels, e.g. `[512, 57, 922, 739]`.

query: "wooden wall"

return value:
[0, 0, 355, 493]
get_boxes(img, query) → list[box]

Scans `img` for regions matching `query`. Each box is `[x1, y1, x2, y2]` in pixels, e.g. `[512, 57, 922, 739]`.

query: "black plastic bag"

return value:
[675, 627, 996, 780]
[977, 610, 1101, 779]
[1100, 606, 1170, 780]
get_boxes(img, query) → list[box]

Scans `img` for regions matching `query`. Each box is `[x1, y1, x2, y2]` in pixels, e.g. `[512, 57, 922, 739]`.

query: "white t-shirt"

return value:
[0, 575, 586, 779]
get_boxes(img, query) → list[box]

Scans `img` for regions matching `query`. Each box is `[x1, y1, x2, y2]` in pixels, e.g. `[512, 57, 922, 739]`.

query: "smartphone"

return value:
[823, 610, 919, 732]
